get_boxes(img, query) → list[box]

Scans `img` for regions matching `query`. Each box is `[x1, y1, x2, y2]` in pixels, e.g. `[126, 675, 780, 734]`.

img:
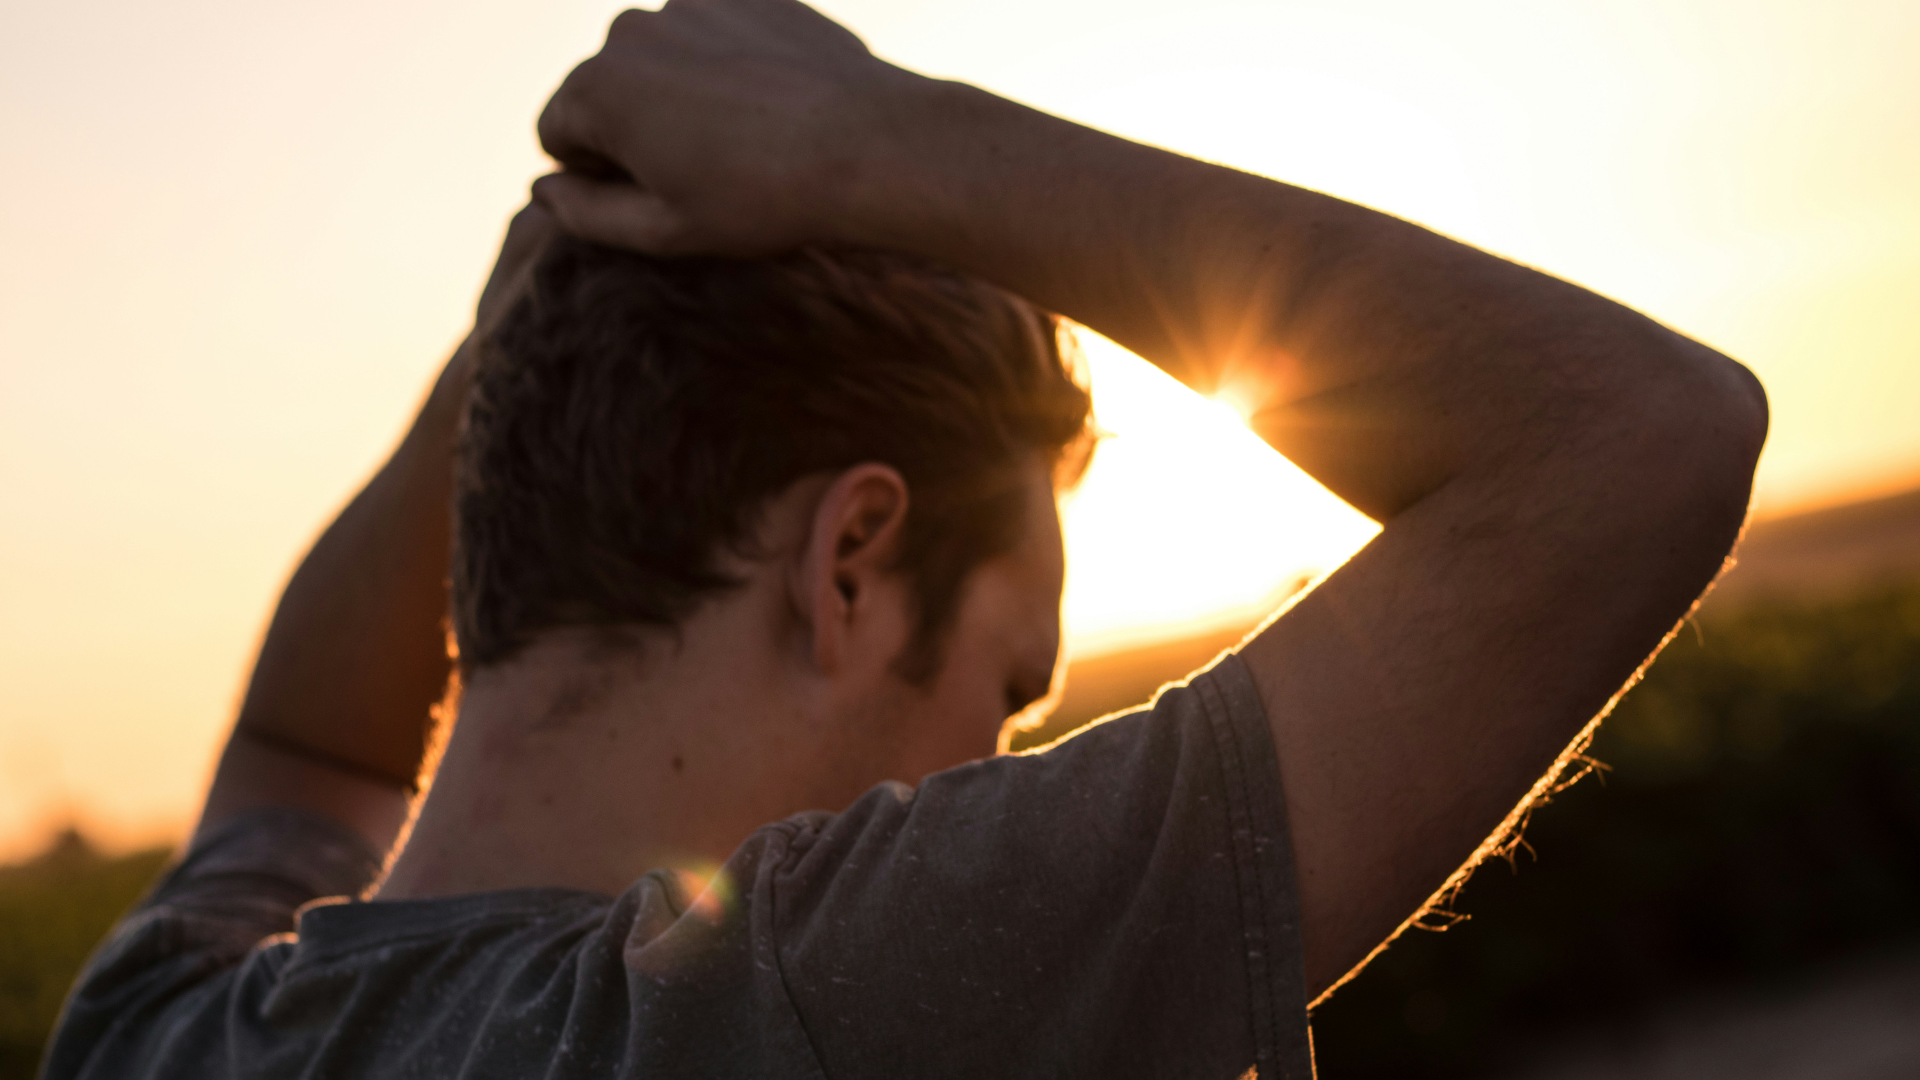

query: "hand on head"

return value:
[533, 0, 896, 258]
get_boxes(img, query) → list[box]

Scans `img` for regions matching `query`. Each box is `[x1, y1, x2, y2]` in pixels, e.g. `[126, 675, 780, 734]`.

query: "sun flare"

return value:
[1058, 328, 1380, 657]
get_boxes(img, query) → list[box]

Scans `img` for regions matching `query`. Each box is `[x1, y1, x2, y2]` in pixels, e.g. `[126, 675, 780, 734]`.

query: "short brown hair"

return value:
[451, 237, 1093, 679]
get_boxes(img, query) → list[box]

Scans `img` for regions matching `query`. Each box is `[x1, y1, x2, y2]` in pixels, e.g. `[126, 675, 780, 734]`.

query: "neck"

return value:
[377, 615, 877, 900]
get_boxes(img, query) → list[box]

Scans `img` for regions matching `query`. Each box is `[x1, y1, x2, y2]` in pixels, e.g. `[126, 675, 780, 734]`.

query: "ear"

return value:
[791, 464, 912, 674]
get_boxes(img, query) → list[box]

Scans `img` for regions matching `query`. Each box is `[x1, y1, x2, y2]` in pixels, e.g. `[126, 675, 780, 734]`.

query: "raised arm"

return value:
[531, 0, 1766, 999]
[194, 206, 556, 853]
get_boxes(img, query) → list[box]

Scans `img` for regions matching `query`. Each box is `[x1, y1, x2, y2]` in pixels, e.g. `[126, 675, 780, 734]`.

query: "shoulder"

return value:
[41, 808, 381, 1080]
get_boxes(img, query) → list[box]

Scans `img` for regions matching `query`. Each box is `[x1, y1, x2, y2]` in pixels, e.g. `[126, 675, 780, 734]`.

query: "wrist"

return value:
[818, 75, 1122, 291]
[819, 71, 986, 252]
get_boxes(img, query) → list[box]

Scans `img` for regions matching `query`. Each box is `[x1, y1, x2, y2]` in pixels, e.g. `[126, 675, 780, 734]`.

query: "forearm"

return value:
[838, 76, 1758, 520]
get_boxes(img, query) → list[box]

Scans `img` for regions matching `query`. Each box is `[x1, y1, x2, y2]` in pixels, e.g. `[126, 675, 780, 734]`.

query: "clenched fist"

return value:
[534, 0, 914, 257]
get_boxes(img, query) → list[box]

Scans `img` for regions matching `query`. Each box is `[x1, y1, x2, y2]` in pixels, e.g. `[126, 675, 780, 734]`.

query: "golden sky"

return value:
[2, 0, 1916, 859]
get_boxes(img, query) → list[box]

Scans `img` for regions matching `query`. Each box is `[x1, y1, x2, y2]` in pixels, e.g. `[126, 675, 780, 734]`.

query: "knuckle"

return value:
[608, 7, 651, 37]
[540, 63, 590, 126]
[534, 100, 567, 151]
[509, 203, 555, 237]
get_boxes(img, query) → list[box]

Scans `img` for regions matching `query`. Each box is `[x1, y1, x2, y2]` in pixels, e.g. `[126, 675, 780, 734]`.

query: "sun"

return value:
[1057, 327, 1380, 656]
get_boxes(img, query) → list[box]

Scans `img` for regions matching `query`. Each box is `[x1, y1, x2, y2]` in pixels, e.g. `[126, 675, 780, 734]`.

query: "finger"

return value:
[531, 172, 693, 255]
[608, 6, 661, 36]
[540, 8, 665, 173]
[536, 65, 626, 178]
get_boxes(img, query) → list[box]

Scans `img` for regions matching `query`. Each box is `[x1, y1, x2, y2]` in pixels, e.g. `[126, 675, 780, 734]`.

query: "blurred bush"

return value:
[0, 834, 170, 1079]
[1310, 576, 1920, 1077]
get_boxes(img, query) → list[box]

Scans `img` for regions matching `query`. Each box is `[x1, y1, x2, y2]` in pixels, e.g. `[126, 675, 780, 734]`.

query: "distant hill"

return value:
[1018, 484, 1920, 750]
[1710, 485, 1920, 608]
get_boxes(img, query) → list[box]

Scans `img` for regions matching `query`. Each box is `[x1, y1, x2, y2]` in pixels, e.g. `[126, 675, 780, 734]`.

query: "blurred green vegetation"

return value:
[1311, 575, 1920, 1078]
[0, 834, 170, 1079]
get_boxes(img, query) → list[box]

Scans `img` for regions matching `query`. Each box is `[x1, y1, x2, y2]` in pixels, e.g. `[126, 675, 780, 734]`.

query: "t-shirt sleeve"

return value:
[42, 807, 383, 1080]
[765, 653, 1315, 1080]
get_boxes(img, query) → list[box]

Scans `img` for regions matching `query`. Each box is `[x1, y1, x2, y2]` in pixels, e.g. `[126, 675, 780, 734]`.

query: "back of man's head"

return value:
[451, 236, 1093, 682]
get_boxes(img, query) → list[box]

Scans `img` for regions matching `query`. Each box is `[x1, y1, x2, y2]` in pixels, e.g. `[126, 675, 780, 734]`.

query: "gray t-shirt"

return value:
[44, 655, 1315, 1079]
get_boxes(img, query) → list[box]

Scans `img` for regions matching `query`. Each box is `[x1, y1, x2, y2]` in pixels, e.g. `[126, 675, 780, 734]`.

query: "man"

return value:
[45, 1, 1767, 1077]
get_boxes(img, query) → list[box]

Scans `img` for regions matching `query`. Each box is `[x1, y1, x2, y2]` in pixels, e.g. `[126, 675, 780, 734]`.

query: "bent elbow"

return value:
[1633, 347, 1770, 558]
[1708, 352, 1770, 473]
[1689, 350, 1768, 506]
[1734, 364, 1770, 465]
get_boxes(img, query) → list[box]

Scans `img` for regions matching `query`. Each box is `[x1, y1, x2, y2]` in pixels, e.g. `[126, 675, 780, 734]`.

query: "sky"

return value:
[2, 0, 1916, 860]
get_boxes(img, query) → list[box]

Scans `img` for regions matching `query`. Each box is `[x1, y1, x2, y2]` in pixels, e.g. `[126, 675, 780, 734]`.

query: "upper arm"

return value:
[1241, 356, 1767, 1000]
[195, 729, 414, 857]
[42, 806, 382, 1080]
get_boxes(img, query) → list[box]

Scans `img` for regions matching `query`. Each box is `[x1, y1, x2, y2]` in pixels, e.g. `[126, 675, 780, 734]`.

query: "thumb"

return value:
[531, 172, 693, 255]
